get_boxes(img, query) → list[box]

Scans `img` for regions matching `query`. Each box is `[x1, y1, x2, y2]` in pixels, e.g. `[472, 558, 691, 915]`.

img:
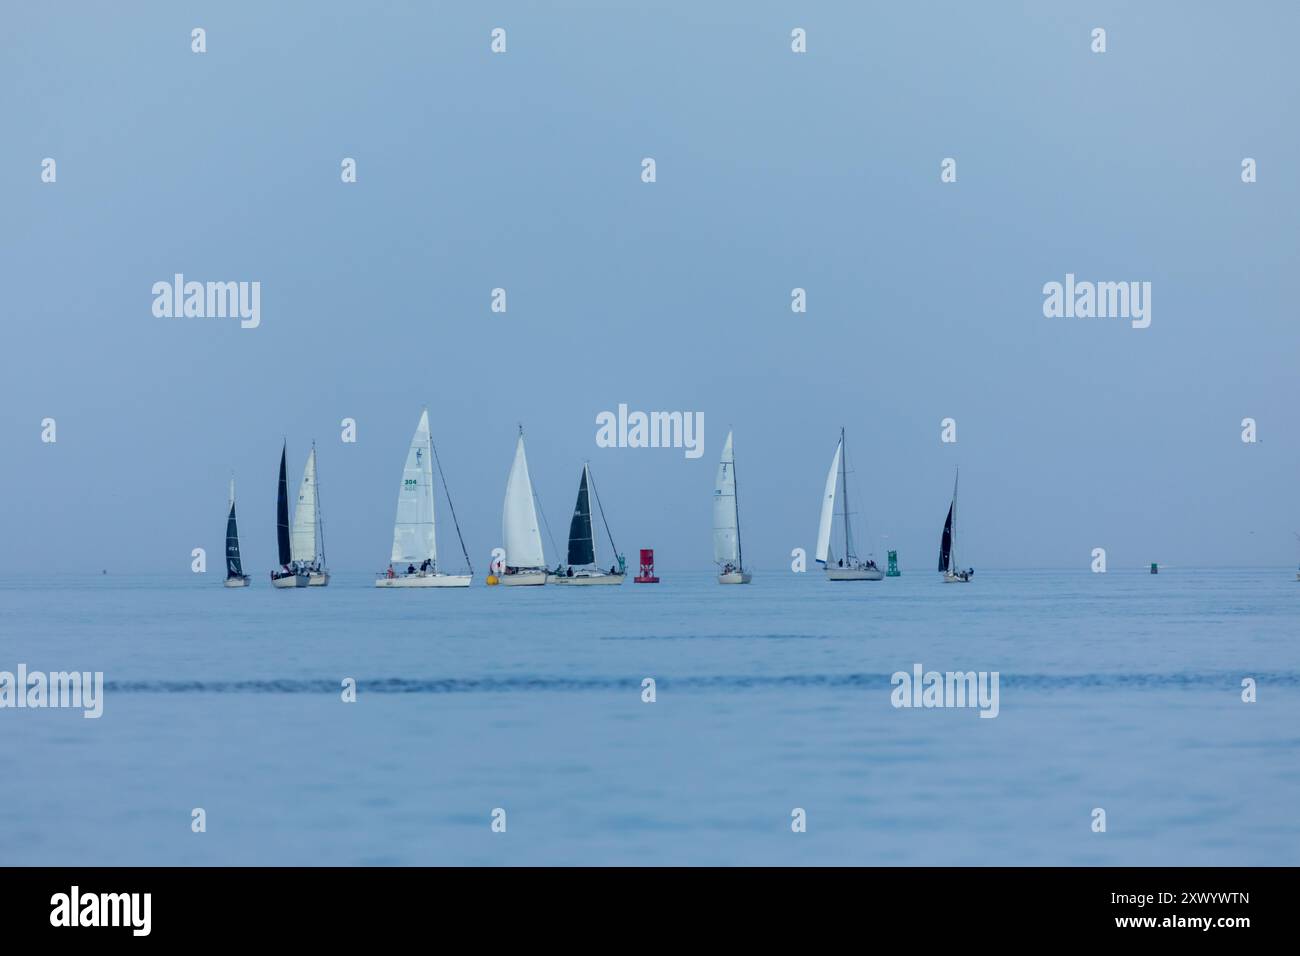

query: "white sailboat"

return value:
[713, 429, 752, 584]
[271, 443, 308, 588]
[816, 428, 884, 581]
[500, 429, 548, 586]
[376, 410, 473, 588]
[223, 477, 251, 587]
[291, 444, 330, 586]
[552, 463, 625, 585]
[939, 467, 973, 583]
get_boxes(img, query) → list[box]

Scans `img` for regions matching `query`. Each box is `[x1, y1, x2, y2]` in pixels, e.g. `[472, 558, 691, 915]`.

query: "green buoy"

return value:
[886, 550, 900, 577]
[1150, 562, 1159, 575]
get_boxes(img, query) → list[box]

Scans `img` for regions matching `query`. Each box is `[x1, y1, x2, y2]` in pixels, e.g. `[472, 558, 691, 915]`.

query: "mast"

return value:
[840, 426, 852, 562]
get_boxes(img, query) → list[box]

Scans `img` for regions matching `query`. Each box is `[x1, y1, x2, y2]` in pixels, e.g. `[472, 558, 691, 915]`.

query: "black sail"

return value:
[276, 446, 292, 566]
[566, 467, 595, 566]
[226, 502, 243, 577]
[938, 503, 954, 572]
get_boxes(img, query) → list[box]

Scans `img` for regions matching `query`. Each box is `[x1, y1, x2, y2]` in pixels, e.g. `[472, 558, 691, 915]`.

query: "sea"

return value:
[1, 568, 1297, 866]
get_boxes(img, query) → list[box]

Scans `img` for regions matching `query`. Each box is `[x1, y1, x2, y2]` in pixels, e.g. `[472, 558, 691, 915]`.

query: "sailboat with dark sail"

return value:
[376, 409, 473, 587]
[223, 477, 251, 587]
[815, 427, 883, 581]
[714, 430, 752, 584]
[553, 463, 625, 585]
[938, 468, 973, 583]
[272, 443, 308, 588]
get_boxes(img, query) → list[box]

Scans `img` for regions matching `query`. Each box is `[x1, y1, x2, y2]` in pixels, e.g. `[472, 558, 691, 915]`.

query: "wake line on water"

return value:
[101, 672, 1300, 695]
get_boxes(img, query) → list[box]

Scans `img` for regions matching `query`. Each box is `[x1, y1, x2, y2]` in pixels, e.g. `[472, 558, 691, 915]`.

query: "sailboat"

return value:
[291, 443, 330, 586]
[500, 429, 548, 586]
[271, 443, 308, 588]
[713, 429, 752, 584]
[816, 428, 883, 581]
[376, 410, 473, 588]
[938, 468, 973, 583]
[223, 477, 251, 587]
[553, 463, 625, 585]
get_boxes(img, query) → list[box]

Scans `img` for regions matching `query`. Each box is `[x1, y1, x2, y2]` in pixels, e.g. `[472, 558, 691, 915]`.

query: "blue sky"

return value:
[2, 1, 1297, 572]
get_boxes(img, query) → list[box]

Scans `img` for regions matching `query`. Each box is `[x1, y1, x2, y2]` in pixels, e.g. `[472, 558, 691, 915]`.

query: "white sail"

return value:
[391, 410, 437, 565]
[712, 430, 740, 566]
[290, 447, 318, 563]
[815, 439, 841, 565]
[502, 434, 545, 569]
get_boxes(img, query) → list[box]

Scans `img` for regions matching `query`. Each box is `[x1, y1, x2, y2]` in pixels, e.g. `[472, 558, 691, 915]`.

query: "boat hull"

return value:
[552, 572, 625, 586]
[223, 575, 250, 588]
[375, 573, 472, 588]
[825, 566, 884, 581]
[717, 570, 752, 585]
[943, 571, 972, 583]
[271, 573, 309, 588]
[500, 570, 547, 587]
[307, 571, 330, 587]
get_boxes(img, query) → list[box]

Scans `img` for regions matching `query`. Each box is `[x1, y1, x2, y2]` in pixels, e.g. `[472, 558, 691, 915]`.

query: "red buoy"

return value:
[634, 548, 659, 583]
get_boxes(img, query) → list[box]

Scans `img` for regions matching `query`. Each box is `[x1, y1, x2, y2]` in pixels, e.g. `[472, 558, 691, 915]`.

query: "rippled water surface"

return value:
[1, 568, 1296, 865]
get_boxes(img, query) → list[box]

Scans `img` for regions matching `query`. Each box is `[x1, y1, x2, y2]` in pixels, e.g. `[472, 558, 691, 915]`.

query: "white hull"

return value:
[376, 573, 472, 588]
[271, 573, 309, 589]
[943, 570, 972, 583]
[500, 570, 547, 587]
[307, 571, 330, 587]
[717, 570, 752, 585]
[552, 572, 625, 586]
[223, 575, 250, 588]
[824, 566, 884, 581]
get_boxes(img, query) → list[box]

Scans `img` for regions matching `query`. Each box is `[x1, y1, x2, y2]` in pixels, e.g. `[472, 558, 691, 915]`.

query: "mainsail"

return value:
[566, 465, 596, 566]
[276, 445, 292, 567]
[712, 430, 742, 567]
[226, 478, 243, 577]
[938, 502, 954, 572]
[391, 410, 437, 565]
[815, 438, 842, 565]
[939, 469, 958, 572]
[291, 447, 318, 564]
[502, 433, 545, 569]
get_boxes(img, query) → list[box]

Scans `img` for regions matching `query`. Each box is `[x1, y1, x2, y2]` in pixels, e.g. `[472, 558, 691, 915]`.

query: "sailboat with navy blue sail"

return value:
[938, 468, 973, 583]
[271, 443, 309, 588]
[223, 477, 251, 587]
[553, 463, 625, 585]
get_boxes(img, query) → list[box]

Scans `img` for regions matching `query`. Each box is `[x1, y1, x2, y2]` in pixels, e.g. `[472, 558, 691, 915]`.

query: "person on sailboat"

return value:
[566, 566, 574, 578]
[386, 564, 395, 579]
[407, 563, 416, 575]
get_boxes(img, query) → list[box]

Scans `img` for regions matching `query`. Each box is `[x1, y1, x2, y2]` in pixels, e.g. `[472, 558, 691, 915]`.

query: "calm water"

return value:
[1, 568, 1297, 865]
